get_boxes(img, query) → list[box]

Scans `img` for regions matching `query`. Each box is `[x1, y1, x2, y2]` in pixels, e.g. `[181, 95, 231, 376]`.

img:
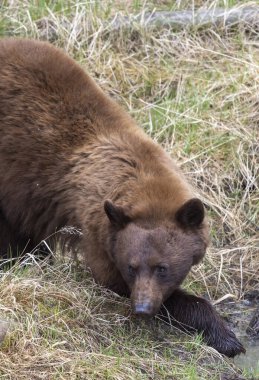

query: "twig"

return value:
[110, 6, 259, 31]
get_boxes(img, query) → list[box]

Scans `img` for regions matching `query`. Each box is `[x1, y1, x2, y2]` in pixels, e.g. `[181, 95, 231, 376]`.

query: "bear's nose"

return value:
[134, 302, 153, 315]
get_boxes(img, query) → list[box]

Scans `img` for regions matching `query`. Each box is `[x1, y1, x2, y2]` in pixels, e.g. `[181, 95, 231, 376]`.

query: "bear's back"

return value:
[0, 38, 135, 152]
[0, 38, 194, 240]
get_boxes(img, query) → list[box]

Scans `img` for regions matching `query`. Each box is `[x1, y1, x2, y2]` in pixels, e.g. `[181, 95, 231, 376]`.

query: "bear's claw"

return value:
[205, 327, 246, 357]
[162, 289, 246, 357]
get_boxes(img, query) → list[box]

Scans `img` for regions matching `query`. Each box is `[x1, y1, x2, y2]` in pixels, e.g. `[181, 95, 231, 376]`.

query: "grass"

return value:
[0, 0, 258, 379]
[0, 260, 240, 380]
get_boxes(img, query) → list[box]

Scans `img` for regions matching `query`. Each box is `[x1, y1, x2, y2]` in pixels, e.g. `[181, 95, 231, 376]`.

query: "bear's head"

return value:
[104, 198, 208, 316]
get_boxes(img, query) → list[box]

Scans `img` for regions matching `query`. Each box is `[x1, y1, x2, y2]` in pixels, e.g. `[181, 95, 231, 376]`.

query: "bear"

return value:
[0, 38, 244, 357]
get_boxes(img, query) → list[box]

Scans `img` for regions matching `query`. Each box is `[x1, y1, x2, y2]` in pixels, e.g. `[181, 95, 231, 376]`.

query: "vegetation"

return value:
[0, 1, 258, 379]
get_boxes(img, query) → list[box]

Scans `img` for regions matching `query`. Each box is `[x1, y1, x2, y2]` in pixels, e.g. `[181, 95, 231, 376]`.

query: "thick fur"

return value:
[0, 38, 244, 357]
[162, 289, 245, 358]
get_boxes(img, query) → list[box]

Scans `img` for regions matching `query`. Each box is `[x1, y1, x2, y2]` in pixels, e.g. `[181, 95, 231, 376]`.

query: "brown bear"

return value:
[0, 38, 244, 357]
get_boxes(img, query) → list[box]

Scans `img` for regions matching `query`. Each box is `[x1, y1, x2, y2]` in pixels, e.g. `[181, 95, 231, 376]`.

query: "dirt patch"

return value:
[216, 291, 259, 377]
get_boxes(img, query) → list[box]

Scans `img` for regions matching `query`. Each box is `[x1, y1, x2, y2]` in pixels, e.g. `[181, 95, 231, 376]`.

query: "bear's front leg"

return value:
[162, 288, 245, 357]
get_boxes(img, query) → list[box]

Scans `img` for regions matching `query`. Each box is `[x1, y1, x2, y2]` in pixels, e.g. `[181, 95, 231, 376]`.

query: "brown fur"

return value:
[0, 38, 244, 357]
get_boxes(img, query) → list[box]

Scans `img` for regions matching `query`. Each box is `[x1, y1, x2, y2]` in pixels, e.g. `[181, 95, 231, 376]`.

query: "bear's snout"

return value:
[133, 302, 154, 316]
[130, 277, 163, 317]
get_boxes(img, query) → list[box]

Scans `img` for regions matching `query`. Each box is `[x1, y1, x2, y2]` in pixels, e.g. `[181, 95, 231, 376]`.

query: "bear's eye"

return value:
[155, 266, 167, 277]
[128, 265, 136, 277]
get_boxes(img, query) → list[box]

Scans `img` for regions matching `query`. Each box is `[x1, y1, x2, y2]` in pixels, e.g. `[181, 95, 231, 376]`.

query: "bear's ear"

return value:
[104, 200, 131, 228]
[175, 198, 205, 228]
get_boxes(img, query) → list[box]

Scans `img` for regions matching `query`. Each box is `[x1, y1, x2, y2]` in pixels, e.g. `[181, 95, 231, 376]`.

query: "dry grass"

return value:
[0, 258, 239, 380]
[0, 0, 258, 379]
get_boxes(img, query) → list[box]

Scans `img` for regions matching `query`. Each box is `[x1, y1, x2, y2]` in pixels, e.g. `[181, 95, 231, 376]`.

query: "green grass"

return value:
[0, 262, 239, 379]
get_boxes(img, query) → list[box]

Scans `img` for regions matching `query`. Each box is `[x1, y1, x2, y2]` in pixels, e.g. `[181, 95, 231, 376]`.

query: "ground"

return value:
[0, 1, 258, 379]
